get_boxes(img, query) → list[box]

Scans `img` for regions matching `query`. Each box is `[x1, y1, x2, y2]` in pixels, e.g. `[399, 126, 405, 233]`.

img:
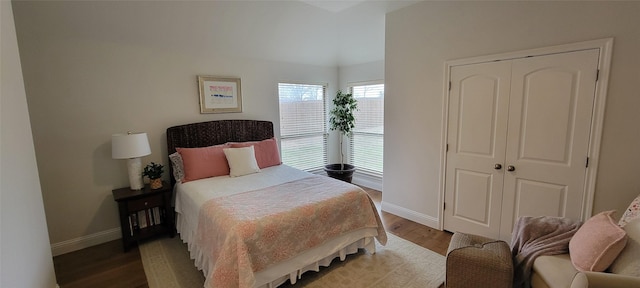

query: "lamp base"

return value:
[127, 157, 144, 190]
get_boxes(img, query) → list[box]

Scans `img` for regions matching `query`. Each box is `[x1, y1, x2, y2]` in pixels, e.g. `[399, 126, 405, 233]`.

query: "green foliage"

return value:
[329, 90, 358, 137]
[329, 90, 358, 167]
[143, 162, 164, 179]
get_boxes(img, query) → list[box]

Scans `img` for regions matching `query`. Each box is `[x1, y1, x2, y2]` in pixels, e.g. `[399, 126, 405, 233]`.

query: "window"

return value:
[350, 83, 384, 176]
[278, 83, 327, 171]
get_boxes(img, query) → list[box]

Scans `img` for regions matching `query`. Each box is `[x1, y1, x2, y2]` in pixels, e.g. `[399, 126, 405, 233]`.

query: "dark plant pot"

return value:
[324, 164, 356, 183]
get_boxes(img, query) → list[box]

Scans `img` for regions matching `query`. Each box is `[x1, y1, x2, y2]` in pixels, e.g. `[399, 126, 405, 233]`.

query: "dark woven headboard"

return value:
[166, 120, 274, 184]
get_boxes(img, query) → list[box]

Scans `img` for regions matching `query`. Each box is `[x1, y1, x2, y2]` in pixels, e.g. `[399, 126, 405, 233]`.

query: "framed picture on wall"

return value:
[197, 76, 242, 113]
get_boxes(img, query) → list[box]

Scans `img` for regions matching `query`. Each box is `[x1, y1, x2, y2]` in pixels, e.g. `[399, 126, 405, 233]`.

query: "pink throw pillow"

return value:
[176, 144, 230, 182]
[569, 210, 628, 272]
[228, 137, 281, 169]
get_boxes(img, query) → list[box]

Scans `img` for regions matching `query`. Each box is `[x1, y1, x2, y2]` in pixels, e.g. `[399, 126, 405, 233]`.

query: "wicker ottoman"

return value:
[445, 232, 513, 288]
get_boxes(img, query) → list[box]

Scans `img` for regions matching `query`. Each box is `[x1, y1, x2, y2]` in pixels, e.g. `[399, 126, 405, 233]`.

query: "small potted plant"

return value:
[324, 90, 358, 182]
[143, 162, 164, 189]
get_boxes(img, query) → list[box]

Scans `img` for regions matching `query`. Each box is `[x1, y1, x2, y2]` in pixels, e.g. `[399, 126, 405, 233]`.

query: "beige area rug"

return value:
[140, 233, 445, 288]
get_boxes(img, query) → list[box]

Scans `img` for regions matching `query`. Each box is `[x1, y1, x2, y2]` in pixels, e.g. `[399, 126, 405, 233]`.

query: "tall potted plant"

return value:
[324, 90, 357, 182]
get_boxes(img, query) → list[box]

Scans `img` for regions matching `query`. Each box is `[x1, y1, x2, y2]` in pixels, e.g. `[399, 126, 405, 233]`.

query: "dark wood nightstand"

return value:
[112, 181, 175, 252]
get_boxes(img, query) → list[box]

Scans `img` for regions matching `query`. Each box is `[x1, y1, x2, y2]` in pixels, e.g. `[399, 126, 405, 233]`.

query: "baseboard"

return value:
[381, 201, 440, 229]
[312, 170, 382, 191]
[51, 227, 121, 256]
[351, 172, 382, 191]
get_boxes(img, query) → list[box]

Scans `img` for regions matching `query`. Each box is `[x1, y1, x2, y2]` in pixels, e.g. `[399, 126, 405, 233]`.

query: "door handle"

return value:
[507, 165, 515, 172]
[494, 164, 502, 170]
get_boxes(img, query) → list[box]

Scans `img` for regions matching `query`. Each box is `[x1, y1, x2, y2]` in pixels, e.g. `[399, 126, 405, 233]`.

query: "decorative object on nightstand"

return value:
[143, 162, 164, 189]
[112, 132, 151, 190]
[112, 181, 175, 252]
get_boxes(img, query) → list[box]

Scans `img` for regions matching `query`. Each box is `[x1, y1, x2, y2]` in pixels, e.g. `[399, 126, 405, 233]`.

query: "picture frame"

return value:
[197, 76, 242, 113]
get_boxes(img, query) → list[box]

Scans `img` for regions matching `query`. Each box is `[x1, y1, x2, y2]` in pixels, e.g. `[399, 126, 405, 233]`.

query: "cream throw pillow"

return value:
[609, 218, 640, 276]
[223, 146, 260, 177]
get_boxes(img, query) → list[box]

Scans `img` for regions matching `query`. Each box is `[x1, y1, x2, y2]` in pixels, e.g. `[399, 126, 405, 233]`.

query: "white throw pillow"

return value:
[223, 146, 260, 177]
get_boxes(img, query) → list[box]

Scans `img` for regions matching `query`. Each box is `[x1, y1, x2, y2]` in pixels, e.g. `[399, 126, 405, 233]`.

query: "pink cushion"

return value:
[228, 137, 281, 169]
[569, 210, 628, 272]
[176, 144, 230, 182]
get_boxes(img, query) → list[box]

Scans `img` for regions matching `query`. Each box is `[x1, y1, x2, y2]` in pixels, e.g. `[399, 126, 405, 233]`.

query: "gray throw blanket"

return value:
[511, 216, 582, 288]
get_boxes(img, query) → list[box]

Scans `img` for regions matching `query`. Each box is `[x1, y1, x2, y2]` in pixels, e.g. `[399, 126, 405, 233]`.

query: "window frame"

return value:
[348, 80, 384, 177]
[277, 82, 328, 172]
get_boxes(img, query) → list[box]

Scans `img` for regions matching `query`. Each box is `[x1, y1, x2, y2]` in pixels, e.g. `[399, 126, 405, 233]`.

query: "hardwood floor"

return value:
[362, 187, 453, 256]
[53, 239, 147, 288]
[53, 187, 452, 288]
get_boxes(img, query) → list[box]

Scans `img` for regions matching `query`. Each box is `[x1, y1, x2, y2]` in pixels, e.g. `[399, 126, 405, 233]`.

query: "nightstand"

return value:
[112, 181, 175, 252]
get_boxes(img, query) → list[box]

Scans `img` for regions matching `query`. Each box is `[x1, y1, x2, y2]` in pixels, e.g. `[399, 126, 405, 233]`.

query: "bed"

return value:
[166, 120, 387, 288]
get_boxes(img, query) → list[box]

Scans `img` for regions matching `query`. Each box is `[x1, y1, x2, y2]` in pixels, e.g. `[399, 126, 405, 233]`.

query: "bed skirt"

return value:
[176, 213, 378, 288]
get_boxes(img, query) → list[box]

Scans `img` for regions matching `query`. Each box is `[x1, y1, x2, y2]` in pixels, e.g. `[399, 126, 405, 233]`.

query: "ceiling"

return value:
[300, 0, 369, 12]
[300, 0, 423, 66]
[14, 0, 422, 67]
[300, 0, 420, 13]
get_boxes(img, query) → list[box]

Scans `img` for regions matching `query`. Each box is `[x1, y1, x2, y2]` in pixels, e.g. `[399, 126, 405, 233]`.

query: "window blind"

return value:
[278, 83, 327, 171]
[350, 83, 384, 176]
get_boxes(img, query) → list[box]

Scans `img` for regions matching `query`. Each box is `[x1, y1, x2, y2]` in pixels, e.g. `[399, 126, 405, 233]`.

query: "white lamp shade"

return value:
[111, 132, 151, 159]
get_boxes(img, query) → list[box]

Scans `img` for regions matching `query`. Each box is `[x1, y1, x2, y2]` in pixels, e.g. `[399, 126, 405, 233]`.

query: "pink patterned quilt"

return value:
[195, 175, 387, 288]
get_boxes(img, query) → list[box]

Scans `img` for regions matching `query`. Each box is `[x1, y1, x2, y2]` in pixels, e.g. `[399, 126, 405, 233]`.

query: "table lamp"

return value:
[112, 132, 151, 190]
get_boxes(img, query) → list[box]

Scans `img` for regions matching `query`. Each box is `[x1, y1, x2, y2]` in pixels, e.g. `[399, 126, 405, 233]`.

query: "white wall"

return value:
[339, 60, 384, 88]
[338, 60, 385, 190]
[12, 1, 340, 254]
[384, 1, 640, 228]
[1, 1, 57, 287]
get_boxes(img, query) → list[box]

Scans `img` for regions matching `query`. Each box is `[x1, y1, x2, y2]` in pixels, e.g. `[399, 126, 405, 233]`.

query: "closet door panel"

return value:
[514, 179, 567, 217]
[444, 61, 511, 239]
[518, 69, 575, 163]
[499, 49, 599, 240]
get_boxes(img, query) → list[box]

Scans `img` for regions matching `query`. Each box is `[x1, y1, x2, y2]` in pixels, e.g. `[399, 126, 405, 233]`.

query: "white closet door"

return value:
[444, 61, 512, 238]
[498, 49, 599, 240]
[444, 49, 599, 241]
